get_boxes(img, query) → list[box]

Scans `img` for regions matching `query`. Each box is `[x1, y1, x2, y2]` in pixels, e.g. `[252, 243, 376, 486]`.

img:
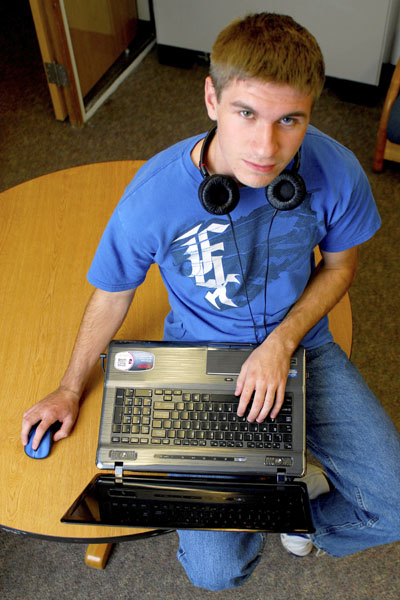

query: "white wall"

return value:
[153, 0, 400, 84]
[391, 14, 400, 64]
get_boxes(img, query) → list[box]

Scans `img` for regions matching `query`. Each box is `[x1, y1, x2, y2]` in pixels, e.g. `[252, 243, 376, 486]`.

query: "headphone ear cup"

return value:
[198, 174, 240, 215]
[266, 171, 306, 211]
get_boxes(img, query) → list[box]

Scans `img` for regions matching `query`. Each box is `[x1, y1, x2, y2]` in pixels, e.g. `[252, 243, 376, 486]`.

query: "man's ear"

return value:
[204, 76, 218, 121]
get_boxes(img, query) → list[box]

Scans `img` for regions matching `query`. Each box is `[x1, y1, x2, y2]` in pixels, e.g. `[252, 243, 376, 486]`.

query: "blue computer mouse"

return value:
[24, 422, 60, 459]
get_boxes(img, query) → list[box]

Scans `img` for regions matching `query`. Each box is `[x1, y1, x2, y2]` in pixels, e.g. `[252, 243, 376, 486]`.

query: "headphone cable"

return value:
[227, 213, 260, 344]
[263, 208, 278, 337]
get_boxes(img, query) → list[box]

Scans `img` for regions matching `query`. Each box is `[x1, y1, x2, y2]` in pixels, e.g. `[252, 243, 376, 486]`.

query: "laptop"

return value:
[62, 340, 314, 533]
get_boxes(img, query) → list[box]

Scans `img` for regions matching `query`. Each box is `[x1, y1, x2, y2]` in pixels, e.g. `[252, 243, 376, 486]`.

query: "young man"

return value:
[21, 13, 400, 591]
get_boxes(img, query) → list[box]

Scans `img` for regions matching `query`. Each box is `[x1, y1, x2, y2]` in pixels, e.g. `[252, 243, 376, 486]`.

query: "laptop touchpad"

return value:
[206, 348, 252, 375]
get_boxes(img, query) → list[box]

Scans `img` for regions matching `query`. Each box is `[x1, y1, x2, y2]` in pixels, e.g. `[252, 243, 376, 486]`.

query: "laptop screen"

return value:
[61, 472, 314, 533]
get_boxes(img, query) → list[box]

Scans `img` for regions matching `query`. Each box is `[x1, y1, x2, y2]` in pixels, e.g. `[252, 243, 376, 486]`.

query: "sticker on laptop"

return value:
[114, 351, 155, 372]
[288, 369, 298, 378]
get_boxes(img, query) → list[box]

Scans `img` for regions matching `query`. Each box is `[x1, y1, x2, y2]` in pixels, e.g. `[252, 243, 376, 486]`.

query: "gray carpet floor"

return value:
[1, 3, 399, 599]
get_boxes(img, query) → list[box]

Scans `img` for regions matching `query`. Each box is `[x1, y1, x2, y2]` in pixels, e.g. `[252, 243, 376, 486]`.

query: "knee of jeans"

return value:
[176, 531, 264, 591]
[177, 548, 261, 591]
[177, 547, 231, 591]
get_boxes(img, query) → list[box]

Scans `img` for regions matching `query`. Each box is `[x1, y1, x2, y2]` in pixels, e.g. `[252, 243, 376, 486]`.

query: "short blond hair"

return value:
[210, 13, 325, 102]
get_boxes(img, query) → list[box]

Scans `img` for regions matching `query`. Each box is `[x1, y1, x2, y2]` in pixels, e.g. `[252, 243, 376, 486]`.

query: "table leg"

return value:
[85, 543, 114, 569]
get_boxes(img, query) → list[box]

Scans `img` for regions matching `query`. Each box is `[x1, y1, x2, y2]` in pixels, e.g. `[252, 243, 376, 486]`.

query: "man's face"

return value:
[204, 76, 313, 188]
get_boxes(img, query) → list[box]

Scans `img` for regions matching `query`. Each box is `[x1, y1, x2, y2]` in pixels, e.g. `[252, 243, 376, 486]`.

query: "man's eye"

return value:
[240, 110, 254, 119]
[280, 116, 295, 125]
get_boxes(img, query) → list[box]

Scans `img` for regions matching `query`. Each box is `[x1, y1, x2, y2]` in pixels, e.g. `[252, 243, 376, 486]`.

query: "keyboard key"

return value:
[113, 406, 123, 424]
[153, 410, 170, 419]
[115, 389, 125, 404]
[152, 429, 166, 438]
[154, 401, 174, 410]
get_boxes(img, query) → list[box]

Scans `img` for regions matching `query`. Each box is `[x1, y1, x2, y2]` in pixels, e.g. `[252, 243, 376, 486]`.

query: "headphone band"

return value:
[199, 126, 217, 178]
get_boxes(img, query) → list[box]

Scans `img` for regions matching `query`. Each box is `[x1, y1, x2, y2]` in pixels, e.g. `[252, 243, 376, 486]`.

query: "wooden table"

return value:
[0, 161, 172, 568]
[0, 161, 352, 568]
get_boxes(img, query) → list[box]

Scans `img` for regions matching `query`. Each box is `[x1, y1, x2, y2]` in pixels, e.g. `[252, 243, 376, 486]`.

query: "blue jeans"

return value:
[177, 343, 400, 591]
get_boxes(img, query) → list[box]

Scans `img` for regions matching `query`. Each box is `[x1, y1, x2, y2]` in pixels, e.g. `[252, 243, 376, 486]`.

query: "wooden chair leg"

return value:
[85, 543, 114, 569]
[372, 131, 386, 172]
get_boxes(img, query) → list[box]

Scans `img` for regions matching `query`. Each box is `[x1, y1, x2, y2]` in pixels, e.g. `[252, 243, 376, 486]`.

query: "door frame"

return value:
[30, 0, 155, 126]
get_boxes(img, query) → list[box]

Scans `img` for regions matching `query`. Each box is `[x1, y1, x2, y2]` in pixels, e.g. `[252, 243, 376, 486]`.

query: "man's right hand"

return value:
[21, 387, 80, 451]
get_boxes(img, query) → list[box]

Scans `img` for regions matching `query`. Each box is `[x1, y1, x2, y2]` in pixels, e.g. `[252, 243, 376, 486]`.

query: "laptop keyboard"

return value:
[111, 388, 294, 450]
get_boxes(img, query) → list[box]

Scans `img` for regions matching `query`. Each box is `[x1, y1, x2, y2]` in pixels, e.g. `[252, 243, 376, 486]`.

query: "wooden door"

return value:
[29, 0, 139, 125]
[64, 0, 137, 97]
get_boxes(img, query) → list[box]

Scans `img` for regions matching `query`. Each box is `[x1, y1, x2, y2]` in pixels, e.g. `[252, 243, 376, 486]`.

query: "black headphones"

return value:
[198, 126, 306, 215]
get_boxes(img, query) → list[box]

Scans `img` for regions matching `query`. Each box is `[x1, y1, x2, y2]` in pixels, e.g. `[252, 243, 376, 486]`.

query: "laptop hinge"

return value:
[114, 462, 124, 484]
[277, 469, 287, 483]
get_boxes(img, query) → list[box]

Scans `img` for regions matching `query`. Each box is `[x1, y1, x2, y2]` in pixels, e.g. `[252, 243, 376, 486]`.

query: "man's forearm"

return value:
[60, 287, 136, 396]
[268, 248, 358, 352]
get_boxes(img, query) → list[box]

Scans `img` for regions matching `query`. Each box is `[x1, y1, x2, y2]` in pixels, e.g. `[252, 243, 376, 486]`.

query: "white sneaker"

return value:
[280, 465, 330, 556]
[280, 533, 314, 557]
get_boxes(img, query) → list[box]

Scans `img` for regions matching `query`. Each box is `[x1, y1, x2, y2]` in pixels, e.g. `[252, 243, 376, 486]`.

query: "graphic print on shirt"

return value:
[170, 199, 320, 312]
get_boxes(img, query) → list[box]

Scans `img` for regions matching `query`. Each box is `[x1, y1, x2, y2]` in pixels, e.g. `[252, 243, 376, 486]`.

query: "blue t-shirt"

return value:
[87, 125, 381, 349]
